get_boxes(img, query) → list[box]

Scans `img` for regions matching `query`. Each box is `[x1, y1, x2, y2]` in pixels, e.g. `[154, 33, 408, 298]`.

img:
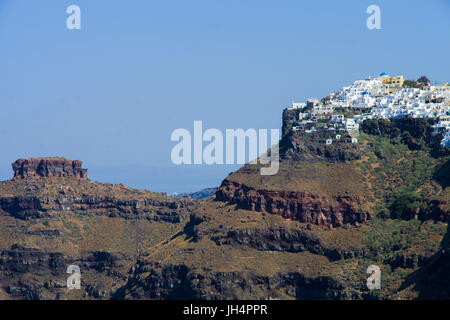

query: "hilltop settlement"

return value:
[288, 73, 450, 147]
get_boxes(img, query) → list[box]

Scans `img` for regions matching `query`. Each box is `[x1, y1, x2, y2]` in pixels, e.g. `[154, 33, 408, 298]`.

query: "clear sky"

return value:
[0, 0, 449, 193]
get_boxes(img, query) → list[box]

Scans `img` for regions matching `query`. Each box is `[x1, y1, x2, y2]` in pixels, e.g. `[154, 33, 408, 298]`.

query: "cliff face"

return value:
[1, 158, 195, 223]
[114, 116, 448, 300]
[0, 158, 198, 300]
[280, 130, 363, 162]
[0, 195, 190, 222]
[216, 180, 369, 227]
[115, 261, 347, 300]
[12, 158, 87, 179]
[282, 108, 301, 137]
[117, 198, 449, 300]
[0, 244, 134, 300]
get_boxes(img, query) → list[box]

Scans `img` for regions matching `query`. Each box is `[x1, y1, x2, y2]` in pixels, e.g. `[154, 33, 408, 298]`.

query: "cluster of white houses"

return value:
[289, 73, 450, 147]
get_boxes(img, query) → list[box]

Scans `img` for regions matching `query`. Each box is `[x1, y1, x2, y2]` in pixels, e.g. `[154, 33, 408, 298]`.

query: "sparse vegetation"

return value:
[403, 80, 423, 89]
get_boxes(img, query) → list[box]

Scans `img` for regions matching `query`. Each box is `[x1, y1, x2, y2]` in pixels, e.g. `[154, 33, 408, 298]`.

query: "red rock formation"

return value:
[12, 157, 87, 179]
[216, 179, 370, 227]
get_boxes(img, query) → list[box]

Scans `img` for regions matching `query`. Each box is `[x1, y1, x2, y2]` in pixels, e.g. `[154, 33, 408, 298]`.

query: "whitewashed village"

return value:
[289, 73, 450, 147]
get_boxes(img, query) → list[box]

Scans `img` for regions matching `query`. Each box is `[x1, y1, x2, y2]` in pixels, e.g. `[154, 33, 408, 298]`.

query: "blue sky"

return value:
[0, 0, 449, 193]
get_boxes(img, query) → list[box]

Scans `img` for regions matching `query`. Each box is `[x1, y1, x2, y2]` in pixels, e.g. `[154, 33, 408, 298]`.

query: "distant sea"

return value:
[86, 164, 241, 194]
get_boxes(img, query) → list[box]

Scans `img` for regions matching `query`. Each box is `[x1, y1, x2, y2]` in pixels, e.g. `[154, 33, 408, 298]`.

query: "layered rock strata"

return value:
[12, 158, 87, 179]
[216, 180, 370, 227]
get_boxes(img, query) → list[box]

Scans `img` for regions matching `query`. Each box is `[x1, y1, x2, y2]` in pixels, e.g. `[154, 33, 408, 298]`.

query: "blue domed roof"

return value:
[380, 72, 388, 76]
[362, 91, 369, 95]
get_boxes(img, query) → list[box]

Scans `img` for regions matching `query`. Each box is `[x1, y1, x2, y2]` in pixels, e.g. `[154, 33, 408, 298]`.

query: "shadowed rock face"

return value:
[0, 195, 191, 222]
[12, 158, 87, 179]
[114, 261, 347, 300]
[216, 180, 370, 227]
[0, 245, 134, 300]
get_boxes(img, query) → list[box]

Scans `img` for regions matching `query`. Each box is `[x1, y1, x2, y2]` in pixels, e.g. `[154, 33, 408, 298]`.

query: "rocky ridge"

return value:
[216, 180, 369, 227]
[12, 158, 88, 179]
[0, 158, 198, 300]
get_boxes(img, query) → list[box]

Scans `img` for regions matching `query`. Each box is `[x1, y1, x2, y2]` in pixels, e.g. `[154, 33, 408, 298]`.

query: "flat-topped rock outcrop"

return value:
[12, 157, 88, 179]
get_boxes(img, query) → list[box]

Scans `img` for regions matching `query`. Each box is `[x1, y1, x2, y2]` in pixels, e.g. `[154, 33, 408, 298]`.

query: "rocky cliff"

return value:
[115, 261, 347, 300]
[280, 130, 363, 161]
[0, 158, 198, 300]
[0, 194, 191, 222]
[282, 108, 301, 137]
[1, 158, 195, 223]
[216, 179, 369, 227]
[0, 245, 133, 300]
[105, 115, 446, 300]
[12, 158, 87, 179]
[116, 197, 449, 300]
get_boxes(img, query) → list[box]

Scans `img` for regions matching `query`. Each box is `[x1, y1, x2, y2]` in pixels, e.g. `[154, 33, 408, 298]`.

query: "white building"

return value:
[345, 119, 359, 131]
[289, 73, 450, 146]
[291, 102, 306, 109]
[331, 114, 345, 123]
